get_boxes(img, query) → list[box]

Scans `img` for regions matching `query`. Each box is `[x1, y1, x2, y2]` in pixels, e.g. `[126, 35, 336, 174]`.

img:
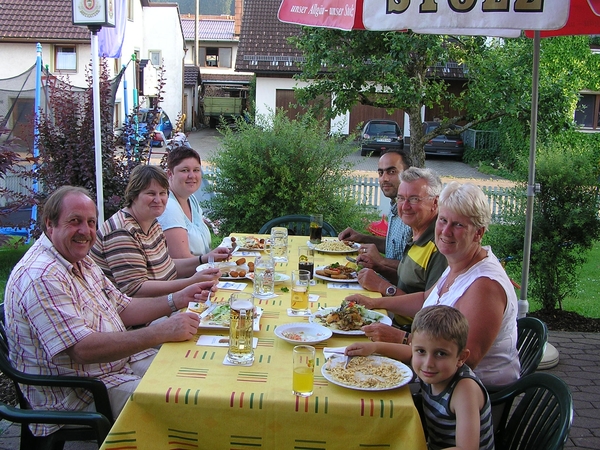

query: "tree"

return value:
[292, 30, 600, 169]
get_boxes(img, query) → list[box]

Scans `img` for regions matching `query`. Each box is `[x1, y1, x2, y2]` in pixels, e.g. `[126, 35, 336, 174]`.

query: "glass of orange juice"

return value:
[293, 345, 315, 397]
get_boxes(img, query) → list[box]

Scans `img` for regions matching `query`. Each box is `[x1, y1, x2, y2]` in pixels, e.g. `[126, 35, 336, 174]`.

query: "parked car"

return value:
[360, 119, 404, 156]
[423, 121, 465, 158]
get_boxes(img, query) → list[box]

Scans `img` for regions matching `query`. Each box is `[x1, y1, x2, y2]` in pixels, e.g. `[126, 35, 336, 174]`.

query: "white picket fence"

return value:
[0, 171, 521, 222]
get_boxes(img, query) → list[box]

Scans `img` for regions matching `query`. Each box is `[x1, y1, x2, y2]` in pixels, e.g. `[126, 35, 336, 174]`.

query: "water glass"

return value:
[293, 345, 315, 397]
[309, 214, 323, 244]
[298, 246, 315, 279]
[253, 255, 275, 296]
[269, 226, 288, 262]
[227, 293, 255, 365]
[291, 269, 310, 314]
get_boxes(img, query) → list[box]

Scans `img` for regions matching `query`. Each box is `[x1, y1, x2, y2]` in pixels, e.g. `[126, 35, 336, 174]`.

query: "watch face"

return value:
[386, 286, 396, 296]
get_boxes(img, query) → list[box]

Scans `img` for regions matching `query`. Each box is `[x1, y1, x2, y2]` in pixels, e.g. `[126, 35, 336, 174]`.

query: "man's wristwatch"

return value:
[385, 285, 397, 297]
[167, 293, 178, 313]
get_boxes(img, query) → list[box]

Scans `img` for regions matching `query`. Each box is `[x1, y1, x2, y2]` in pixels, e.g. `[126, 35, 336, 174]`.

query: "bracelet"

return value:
[401, 332, 410, 345]
[167, 293, 178, 313]
[198, 254, 204, 264]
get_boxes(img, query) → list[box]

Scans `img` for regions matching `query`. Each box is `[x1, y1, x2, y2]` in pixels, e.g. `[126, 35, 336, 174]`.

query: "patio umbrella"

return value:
[278, 0, 600, 317]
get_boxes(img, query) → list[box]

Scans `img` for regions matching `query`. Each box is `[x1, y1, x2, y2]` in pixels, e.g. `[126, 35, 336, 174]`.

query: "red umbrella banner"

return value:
[525, 0, 600, 37]
[279, 0, 570, 32]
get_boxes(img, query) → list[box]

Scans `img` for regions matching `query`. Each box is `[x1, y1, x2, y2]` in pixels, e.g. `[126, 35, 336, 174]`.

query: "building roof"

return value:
[184, 65, 201, 86]
[0, 0, 90, 42]
[181, 18, 236, 41]
[235, 0, 304, 74]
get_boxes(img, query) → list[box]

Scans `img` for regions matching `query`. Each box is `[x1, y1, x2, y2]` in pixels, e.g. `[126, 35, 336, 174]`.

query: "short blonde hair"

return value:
[439, 182, 491, 230]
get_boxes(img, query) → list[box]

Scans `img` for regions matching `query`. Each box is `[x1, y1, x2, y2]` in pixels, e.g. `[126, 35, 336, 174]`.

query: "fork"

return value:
[344, 355, 354, 369]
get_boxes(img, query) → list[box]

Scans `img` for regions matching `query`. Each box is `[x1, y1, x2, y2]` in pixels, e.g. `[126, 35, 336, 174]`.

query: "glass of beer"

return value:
[298, 246, 315, 279]
[293, 345, 315, 397]
[309, 214, 323, 244]
[227, 293, 255, 365]
[291, 269, 310, 314]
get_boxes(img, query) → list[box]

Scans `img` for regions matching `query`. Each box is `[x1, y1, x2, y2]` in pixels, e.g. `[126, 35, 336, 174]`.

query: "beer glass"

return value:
[269, 226, 288, 262]
[227, 293, 255, 365]
[291, 269, 310, 314]
[309, 214, 323, 244]
[253, 255, 275, 296]
[293, 345, 315, 397]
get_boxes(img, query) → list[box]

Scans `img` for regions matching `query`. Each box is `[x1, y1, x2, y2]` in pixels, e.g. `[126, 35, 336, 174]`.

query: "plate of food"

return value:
[186, 302, 262, 331]
[197, 258, 251, 280]
[314, 263, 359, 283]
[274, 323, 333, 344]
[245, 272, 290, 284]
[309, 301, 392, 335]
[308, 239, 360, 254]
[234, 236, 266, 251]
[322, 355, 413, 391]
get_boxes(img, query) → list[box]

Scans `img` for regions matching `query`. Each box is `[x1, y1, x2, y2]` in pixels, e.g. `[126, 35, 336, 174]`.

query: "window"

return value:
[206, 48, 218, 67]
[149, 51, 161, 67]
[55, 46, 77, 71]
[201, 47, 233, 68]
[128, 0, 134, 20]
[574, 93, 599, 129]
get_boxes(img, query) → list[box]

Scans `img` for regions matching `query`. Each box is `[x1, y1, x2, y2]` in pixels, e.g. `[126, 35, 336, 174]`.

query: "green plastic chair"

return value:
[517, 316, 548, 377]
[258, 214, 338, 236]
[490, 373, 573, 450]
[0, 304, 113, 450]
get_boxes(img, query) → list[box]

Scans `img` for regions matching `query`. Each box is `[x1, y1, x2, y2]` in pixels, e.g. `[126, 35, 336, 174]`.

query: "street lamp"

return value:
[72, 0, 116, 223]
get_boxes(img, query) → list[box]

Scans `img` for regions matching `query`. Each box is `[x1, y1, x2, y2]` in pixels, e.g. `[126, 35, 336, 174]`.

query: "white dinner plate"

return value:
[197, 262, 250, 281]
[313, 265, 359, 283]
[307, 240, 360, 254]
[245, 272, 291, 284]
[309, 307, 392, 335]
[274, 323, 333, 344]
[187, 302, 262, 331]
[322, 355, 413, 391]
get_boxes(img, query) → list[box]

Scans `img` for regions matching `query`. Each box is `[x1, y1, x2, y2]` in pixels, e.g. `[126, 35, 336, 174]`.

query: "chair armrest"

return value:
[0, 403, 111, 443]
[8, 370, 113, 423]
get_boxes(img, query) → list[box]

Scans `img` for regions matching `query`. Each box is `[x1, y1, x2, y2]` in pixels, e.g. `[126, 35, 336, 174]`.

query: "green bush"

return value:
[204, 110, 377, 236]
[484, 138, 600, 311]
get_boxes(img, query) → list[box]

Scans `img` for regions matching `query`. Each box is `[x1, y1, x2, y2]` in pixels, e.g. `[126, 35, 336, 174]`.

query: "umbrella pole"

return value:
[519, 31, 541, 318]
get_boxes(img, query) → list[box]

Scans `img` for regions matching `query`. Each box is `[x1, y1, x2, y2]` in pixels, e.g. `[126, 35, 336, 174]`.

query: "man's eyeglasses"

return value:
[397, 195, 431, 205]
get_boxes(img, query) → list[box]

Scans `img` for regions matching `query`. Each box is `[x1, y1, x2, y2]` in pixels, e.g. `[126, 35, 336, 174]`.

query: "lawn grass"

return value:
[1, 237, 599, 318]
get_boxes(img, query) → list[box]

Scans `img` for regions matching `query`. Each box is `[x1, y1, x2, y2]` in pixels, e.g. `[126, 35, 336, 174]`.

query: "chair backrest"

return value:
[490, 372, 573, 450]
[517, 316, 548, 377]
[258, 215, 338, 236]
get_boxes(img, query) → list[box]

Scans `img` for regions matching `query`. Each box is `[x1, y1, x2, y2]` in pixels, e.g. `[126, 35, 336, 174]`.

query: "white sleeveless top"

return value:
[424, 246, 520, 387]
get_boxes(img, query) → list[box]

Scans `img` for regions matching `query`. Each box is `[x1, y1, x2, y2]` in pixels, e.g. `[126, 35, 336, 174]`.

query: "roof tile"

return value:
[182, 18, 236, 41]
[0, 0, 90, 41]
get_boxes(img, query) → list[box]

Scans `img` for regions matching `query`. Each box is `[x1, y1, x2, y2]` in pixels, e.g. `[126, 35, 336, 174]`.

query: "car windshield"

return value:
[368, 123, 398, 135]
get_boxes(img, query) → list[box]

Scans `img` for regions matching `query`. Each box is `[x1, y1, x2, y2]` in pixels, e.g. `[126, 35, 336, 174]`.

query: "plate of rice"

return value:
[322, 355, 413, 391]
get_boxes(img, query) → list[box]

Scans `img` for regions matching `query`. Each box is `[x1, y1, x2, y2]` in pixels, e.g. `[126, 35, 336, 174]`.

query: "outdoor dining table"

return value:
[100, 235, 427, 450]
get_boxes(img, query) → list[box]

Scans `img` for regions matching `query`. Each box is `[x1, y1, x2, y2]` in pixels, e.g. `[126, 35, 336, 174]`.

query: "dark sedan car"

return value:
[360, 119, 404, 156]
[423, 121, 465, 158]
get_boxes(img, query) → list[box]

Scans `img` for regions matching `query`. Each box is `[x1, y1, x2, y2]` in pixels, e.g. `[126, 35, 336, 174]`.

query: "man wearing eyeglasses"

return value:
[352, 167, 448, 338]
[338, 150, 412, 281]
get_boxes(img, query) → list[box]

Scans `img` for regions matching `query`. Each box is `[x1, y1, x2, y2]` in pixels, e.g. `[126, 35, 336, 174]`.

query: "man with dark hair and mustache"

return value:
[339, 150, 412, 282]
[4, 185, 216, 436]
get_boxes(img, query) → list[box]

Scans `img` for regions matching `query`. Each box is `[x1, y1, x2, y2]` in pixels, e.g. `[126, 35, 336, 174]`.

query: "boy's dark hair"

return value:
[412, 305, 469, 353]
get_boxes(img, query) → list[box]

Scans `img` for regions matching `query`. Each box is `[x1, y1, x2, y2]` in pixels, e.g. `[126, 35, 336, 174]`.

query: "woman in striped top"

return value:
[91, 165, 221, 298]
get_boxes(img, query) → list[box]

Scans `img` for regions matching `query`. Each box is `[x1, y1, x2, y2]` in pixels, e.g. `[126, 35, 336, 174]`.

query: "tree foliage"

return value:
[485, 132, 600, 311]
[204, 110, 377, 236]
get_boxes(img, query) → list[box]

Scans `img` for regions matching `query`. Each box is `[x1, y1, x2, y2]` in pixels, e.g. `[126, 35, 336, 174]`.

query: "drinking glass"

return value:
[227, 293, 255, 365]
[293, 345, 315, 397]
[269, 226, 288, 262]
[309, 214, 323, 244]
[253, 255, 275, 296]
[291, 269, 310, 314]
[298, 246, 315, 279]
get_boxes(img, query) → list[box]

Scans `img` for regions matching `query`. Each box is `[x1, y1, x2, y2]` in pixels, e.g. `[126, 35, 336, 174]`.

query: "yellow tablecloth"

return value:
[101, 235, 426, 450]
